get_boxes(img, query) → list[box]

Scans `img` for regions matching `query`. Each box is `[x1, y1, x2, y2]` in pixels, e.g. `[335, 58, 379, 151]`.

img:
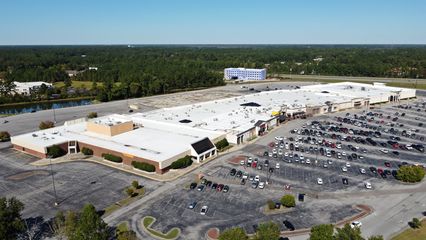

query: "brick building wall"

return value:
[77, 142, 169, 174]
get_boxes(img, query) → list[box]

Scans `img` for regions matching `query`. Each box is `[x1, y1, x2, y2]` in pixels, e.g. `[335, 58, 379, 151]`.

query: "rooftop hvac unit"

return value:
[231, 121, 235, 124]
[213, 118, 218, 121]
[251, 120, 255, 123]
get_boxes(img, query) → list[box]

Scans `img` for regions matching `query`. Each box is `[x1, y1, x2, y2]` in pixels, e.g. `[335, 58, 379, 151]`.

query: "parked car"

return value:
[342, 178, 349, 185]
[197, 185, 205, 191]
[350, 221, 362, 228]
[188, 201, 197, 209]
[364, 182, 372, 189]
[230, 168, 236, 176]
[317, 178, 323, 185]
[200, 206, 208, 215]
[258, 182, 265, 189]
[223, 185, 229, 193]
[283, 220, 295, 231]
[190, 182, 197, 189]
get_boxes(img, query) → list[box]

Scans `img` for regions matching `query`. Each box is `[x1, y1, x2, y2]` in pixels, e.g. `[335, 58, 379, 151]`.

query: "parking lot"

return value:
[0, 147, 160, 219]
[132, 99, 426, 239]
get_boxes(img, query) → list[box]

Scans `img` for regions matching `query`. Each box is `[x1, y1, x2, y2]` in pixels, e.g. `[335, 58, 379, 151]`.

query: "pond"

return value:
[0, 99, 93, 114]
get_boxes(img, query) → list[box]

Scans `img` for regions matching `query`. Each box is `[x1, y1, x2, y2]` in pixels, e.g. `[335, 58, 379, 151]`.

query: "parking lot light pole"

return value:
[49, 156, 59, 206]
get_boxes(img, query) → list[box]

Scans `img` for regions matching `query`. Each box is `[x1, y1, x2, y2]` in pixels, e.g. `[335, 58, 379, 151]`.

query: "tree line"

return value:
[1, 45, 425, 105]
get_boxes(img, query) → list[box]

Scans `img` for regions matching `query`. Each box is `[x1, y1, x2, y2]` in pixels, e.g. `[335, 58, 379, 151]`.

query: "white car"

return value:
[380, 149, 389, 154]
[272, 149, 277, 154]
[341, 166, 348, 172]
[240, 160, 245, 165]
[350, 221, 362, 228]
[364, 182, 372, 189]
[275, 136, 284, 141]
[268, 152, 273, 157]
[284, 152, 289, 157]
[317, 178, 323, 185]
[278, 149, 283, 155]
[258, 182, 265, 189]
[305, 159, 311, 164]
[323, 163, 328, 168]
[342, 151, 347, 156]
[299, 154, 304, 160]
[359, 168, 366, 174]
[275, 163, 280, 169]
[345, 162, 351, 168]
[200, 206, 208, 215]
[406, 144, 413, 150]
[254, 175, 260, 182]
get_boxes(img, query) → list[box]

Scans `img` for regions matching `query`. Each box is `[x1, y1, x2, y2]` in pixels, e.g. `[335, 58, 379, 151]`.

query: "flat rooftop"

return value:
[12, 118, 222, 162]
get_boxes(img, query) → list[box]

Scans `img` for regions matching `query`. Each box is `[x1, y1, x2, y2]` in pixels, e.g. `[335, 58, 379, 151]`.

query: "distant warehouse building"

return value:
[224, 68, 267, 81]
[11, 82, 416, 174]
[13, 81, 52, 95]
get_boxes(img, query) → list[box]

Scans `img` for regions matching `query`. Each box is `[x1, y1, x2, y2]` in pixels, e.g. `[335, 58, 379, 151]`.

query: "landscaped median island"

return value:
[141, 216, 181, 240]
[263, 194, 296, 215]
[392, 218, 426, 240]
[103, 180, 145, 216]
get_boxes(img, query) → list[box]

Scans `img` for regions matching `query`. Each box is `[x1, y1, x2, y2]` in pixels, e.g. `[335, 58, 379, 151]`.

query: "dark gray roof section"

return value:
[240, 102, 261, 107]
[191, 138, 215, 155]
[255, 120, 266, 127]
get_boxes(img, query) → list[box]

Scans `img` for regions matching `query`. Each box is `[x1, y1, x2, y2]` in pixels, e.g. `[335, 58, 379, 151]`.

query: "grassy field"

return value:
[103, 187, 145, 216]
[116, 221, 129, 235]
[392, 219, 426, 240]
[53, 81, 103, 89]
[142, 216, 180, 239]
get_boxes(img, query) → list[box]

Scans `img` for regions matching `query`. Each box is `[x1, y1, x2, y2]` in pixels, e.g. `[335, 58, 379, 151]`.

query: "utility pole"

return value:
[49, 156, 59, 206]
[53, 108, 56, 123]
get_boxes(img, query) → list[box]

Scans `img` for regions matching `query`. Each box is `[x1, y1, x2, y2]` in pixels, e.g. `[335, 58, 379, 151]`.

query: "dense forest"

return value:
[0, 45, 425, 105]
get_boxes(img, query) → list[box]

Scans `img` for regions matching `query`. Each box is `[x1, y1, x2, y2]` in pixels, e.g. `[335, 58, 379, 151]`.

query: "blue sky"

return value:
[1, 0, 425, 45]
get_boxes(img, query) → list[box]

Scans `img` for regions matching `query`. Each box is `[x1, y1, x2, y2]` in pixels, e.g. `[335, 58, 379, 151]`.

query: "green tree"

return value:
[367, 236, 384, 240]
[64, 211, 77, 239]
[117, 230, 138, 240]
[280, 195, 296, 208]
[0, 131, 11, 142]
[0, 78, 16, 96]
[219, 227, 248, 240]
[126, 188, 134, 197]
[51, 210, 66, 238]
[0, 197, 25, 239]
[255, 221, 280, 240]
[309, 224, 334, 240]
[87, 112, 98, 119]
[411, 218, 422, 228]
[72, 204, 109, 240]
[131, 180, 140, 189]
[267, 200, 275, 210]
[39, 120, 55, 130]
[396, 165, 425, 183]
[334, 223, 364, 240]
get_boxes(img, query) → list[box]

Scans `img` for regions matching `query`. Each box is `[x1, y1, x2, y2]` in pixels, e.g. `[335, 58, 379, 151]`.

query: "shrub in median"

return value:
[280, 194, 296, 208]
[215, 138, 229, 150]
[132, 161, 155, 172]
[267, 200, 275, 210]
[87, 112, 98, 119]
[39, 120, 55, 130]
[81, 147, 93, 156]
[170, 155, 193, 169]
[47, 145, 65, 158]
[396, 165, 425, 183]
[0, 131, 11, 142]
[102, 153, 123, 163]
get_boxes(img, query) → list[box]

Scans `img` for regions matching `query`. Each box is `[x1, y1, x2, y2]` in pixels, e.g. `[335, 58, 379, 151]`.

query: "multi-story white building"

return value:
[13, 81, 52, 95]
[224, 68, 267, 81]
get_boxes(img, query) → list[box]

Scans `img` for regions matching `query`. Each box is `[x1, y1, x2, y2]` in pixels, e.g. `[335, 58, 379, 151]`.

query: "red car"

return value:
[384, 162, 391, 167]
[377, 168, 384, 175]
[251, 161, 257, 168]
[217, 184, 224, 192]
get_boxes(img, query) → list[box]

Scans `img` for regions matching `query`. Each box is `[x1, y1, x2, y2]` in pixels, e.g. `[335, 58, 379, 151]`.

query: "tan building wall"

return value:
[86, 121, 134, 137]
